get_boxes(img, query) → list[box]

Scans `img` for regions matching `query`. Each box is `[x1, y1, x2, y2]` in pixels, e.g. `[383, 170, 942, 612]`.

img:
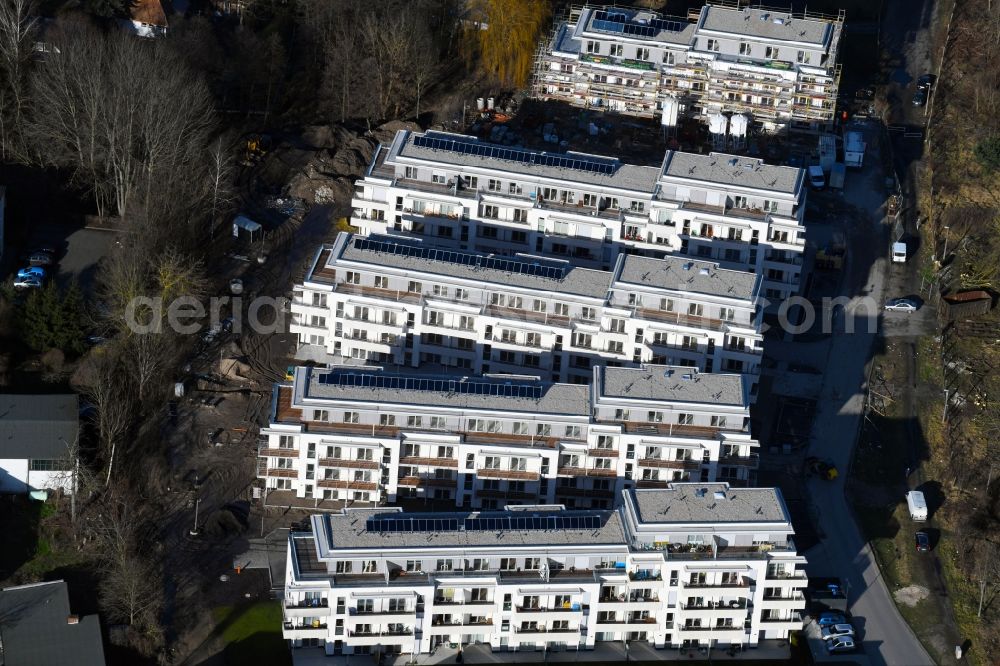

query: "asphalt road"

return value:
[798, 120, 933, 666]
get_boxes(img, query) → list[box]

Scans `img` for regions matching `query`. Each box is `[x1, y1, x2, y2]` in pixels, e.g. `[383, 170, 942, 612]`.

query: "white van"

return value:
[906, 491, 927, 521]
[892, 242, 907, 263]
[808, 165, 826, 190]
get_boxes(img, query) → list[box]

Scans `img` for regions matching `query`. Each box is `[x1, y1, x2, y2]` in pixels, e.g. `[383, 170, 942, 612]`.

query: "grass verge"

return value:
[211, 601, 290, 666]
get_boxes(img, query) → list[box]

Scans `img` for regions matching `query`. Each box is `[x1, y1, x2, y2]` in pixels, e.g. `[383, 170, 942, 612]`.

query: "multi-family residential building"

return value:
[291, 233, 764, 382]
[351, 129, 806, 307]
[534, 3, 844, 131]
[258, 364, 759, 509]
[281, 483, 806, 657]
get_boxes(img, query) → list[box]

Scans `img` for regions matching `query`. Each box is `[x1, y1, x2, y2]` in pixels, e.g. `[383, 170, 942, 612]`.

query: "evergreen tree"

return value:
[56, 281, 87, 356]
[19, 282, 61, 351]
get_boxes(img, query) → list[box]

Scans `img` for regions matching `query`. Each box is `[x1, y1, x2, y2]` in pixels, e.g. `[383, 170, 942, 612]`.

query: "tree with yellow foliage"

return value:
[466, 0, 550, 88]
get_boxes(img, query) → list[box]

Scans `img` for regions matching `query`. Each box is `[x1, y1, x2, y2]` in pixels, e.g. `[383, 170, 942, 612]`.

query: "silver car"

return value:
[821, 623, 855, 640]
[884, 298, 919, 313]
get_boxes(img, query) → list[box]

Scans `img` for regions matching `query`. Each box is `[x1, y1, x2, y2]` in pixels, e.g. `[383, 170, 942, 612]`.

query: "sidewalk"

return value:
[288, 640, 791, 666]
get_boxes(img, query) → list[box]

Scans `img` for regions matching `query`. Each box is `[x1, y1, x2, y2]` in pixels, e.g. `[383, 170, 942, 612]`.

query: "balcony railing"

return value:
[284, 622, 328, 630]
[285, 598, 329, 609]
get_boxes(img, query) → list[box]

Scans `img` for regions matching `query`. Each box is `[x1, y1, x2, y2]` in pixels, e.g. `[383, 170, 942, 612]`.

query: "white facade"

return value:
[0, 458, 74, 495]
[281, 483, 806, 657]
[351, 129, 806, 308]
[291, 234, 764, 384]
[259, 365, 758, 508]
[535, 4, 843, 131]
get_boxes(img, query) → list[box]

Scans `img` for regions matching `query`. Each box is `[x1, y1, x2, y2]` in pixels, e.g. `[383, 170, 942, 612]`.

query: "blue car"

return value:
[817, 612, 847, 628]
[16, 266, 46, 280]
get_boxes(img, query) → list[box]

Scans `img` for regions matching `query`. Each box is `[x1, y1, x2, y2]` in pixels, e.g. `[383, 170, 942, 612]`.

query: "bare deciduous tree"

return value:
[26, 21, 213, 222]
[0, 0, 36, 158]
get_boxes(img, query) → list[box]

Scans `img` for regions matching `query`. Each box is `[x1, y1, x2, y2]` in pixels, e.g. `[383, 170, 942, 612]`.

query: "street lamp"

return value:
[941, 225, 951, 261]
[190, 498, 202, 536]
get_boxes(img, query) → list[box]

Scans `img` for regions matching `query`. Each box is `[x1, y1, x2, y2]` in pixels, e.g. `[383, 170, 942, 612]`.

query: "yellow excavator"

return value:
[245, 133, 272, 163]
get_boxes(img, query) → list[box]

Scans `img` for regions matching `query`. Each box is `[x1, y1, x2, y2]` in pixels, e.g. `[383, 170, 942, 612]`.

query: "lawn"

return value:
[211, 601, 290, 666]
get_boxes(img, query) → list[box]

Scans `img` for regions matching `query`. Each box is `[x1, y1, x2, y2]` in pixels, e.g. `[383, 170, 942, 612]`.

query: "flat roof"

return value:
[581, 7, 696, 46]
[599, 365, 746, 406]
[301, 367, 591, 417]
[630, 483, 789, 524]
[316, 507, 627, 550]
[662, 151, 802, 194]
[336, 234, 612, 299]
[618, 254, 756, 301]
[0, 394, 78, 460]
[699, 6, 830, 47]
[395, 131, 661, 192]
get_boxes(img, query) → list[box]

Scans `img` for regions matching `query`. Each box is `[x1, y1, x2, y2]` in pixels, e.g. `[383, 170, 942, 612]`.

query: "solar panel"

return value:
[353, 236, 567, 280]
[591, 10, 684, 37]
[412, 134, 615, 176]
[320, 370, 544, 400]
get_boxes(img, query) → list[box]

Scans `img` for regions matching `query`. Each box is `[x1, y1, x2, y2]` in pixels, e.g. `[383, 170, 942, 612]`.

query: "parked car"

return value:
[912, 87, 928, 107]
[28, 251, 54, 266]
[16, 266, 46, 280]
[884, 298, 919, 313]
[229, 278, 244, 295]
[817, 612, 848, 628]
[827, 636, 856, 653]
[915, 530, 930, 552]
[821, 623, 855, 640]
[13, 275, 43, 289]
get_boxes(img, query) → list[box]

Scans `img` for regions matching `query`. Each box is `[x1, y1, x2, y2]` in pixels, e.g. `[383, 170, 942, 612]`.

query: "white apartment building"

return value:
[534, 3, 844, 131]
[351, 129, 806, 307]
[259, 365, 759, 509]
[281, 483, 806, 657]
[291, 233, 763, 384]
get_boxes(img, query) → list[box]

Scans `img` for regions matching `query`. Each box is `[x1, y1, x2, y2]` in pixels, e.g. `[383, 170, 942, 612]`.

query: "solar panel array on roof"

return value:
[319, 371, 544, 400]
[591, 9, 685, 37]
[412, 134, 616, 175]
[365, 514, 603, 533]
[353, 236, 567, 280]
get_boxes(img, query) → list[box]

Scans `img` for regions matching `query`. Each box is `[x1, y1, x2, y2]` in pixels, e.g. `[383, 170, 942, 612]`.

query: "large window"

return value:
[29, 459, 71, 471]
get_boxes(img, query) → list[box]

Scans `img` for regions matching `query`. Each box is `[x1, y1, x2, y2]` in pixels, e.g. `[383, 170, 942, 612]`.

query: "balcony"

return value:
[265, 468, 298, 479]
[330, 281, 422, 304]
[349, 629, 414, 638]
[317, 478, 378, 491]
[284, 621, 327, 631]
[556, 466, 616, 478]
[397, 476, 456, 489]
[684, 578, 749, 589]
[483, 304, 570, 327]
[680, 599, 749, 611]
[637, 458, 701, 470]
[477, 468, 540, 482]
[587, 447, 618, 457]
[553, 485, 615, 499]
[635, 308, 726, 332]
[765, 570, 808, 581]
[601, 420, 744, 439]
[628, 571, 662, 582]
[318, 457, 380, 470]
[259, 448, 298, 458]
[399, 456, 458, 468]
[718, 454, 760, 469]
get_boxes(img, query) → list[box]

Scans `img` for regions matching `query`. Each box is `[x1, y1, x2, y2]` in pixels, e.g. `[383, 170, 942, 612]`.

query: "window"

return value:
[554, 303, 569, 317]
[407, 415, 422, 428]
[536, 423, 552, 437]
[765, 46, 779, 60]
[687, 303, 704, 317]
[608, 340, 623, 354]
[483, 456, 501, 469]
[500, 558, 517, 570]
[609, 318, 625, 333]
[647, 411, 663, 423]
[509, 182, 523, 195]
[614, 409, 630, 421]
[711, 416, 728, 428]
[342, 411, 360, 424]
[797, 50, 811, 64]
[636, 47, 649, 61]
[706, 39, 720, 52]
[404, 166, 417, 179]
[572, 332, 592, 349]
[406, 560, 423, 572]
[565, 425, 582, 438]
[407, 281, 422, 293]
[432, 172, 446, 184]
[488, 178, 502, 192]
[609, 44, 622, 57]
[739, 42, 750, 55]
[720, 307, 735, 321]
[525, 332, 541, 347]
[662, 50, 675, 65]
[482, 204, 498, 219]
[429, 416, 446, 429]
[432, 285, 449, 298]
[532, 299, 547, 313]
[586, 40, 599, 54]
[677, 413, 694, 425]
[763, 200, 779, 213]
[660, 298, 674, 312]
[436, 559, 453, 571]
[344, 271, 360, 285]
[29, 459, 70, 471]
[379, 414, 395, 426]
[580, 307, 596, 321]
